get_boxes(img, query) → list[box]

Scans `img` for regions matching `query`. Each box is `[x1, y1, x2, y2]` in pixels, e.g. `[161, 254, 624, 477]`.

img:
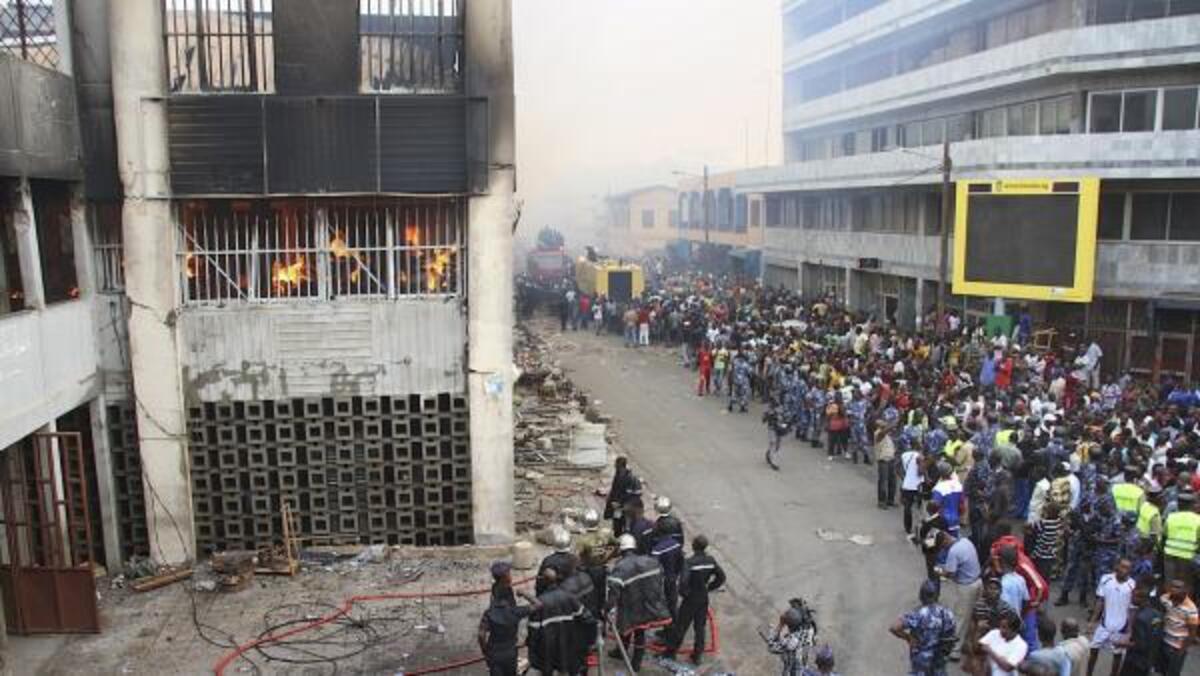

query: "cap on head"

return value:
[582, 508, 601, 529]
[654, 495, 673, 515]
[490, 560, 512, 579]
[617, 534, 637, 552]
[920, 579, 939, 604]
[814, 645, 834, 668]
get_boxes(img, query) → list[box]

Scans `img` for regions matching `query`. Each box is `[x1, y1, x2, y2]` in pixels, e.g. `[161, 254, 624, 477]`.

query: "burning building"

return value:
[0, 0, 516, 619]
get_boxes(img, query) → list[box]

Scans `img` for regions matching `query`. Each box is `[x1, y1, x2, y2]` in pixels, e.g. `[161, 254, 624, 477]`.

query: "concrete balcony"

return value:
[737, 130, 1200, 193]
[784, 15, 1200, 132]
[0, 301, 98, 449]
[783, 0, 975, 71]
[763, 227, 941, 280]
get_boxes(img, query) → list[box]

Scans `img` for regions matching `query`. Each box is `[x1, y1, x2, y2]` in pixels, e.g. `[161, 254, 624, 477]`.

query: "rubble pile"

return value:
[513, 324, 611, 533]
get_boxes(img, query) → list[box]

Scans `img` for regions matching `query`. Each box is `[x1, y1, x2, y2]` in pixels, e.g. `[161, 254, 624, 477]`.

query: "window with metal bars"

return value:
[177, 198, 464, 305]
[163, 0, 274, 93]
[89, 203, 125, 295]
[359, 0, 463, 93]
[0, 0, 58, 69]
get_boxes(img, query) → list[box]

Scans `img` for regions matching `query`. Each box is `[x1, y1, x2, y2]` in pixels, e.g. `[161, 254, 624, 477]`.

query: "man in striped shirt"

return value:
[1160, 579, 1198, 676]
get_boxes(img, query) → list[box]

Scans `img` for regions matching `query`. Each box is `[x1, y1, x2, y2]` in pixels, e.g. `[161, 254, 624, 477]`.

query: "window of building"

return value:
[89, 203, 125, 294]
[946, 114, 972, 142]
[1038, 96, 1073, 134]
[735, 195, 748, 233]
[977, 107, 1006, 138]
[1007, 102, 1038, 136]
[1, 184, 26, 314]
[164, 0, 274, 93]
[1089, 89, 1169, 133]
[1122, 91, 1157, 131]
[689, 192, 702, 230]
[1088, 93, 1123, 132]
[1163, 87, 1200, 130]
[669, 209, 679, 228]
[765, 196, 782, 228]
[1129, 193, 1169, 240]
[1169, 193, 1200, 241]
[750, 200, 761, 228]
[359, 0, 464, 94]
[1091, 0, 1186, 22]
[178, 198, 464, 304]
[925, 192, 944, 236]
[870, 126, 891, 152]
[30, 180, 78, 304]
[900, 121, 922, 148]
[922, 119, 945, 146]
[1097, 193, 1126, 239]
[641, 209, 655, 229]
[0, 0, 58, 69]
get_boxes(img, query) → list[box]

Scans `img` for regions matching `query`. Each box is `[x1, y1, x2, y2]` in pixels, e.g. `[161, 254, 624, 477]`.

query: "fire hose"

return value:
[211, 576, 535, 676]
[210, 576, 721, 675]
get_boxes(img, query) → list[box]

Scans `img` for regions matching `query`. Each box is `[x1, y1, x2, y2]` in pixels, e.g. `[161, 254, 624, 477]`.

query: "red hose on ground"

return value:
[211, 576, 534, 676]
[212, 576, 722, 675]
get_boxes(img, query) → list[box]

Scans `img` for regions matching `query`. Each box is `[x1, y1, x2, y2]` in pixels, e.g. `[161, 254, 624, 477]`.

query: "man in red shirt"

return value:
[637, 306, 651, 346]
[697, 344, 713, 396]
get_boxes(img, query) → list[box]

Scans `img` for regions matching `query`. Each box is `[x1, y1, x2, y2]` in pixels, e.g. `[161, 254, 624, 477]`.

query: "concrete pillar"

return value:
[109, 0, 192, 563]
[69, 184, 93, 299]
[465, 0, 516, 545]
[88, 396, 122, 570]
[12, 178, 46, 309]
[914, 276, 925, 331]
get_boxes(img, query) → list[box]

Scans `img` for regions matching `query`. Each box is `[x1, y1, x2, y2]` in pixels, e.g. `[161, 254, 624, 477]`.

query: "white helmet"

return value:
[654, 495, 672, 515]
[582, 508, 601, 530]
[617, 534, 637, 552]
[552, 530, 572, 553]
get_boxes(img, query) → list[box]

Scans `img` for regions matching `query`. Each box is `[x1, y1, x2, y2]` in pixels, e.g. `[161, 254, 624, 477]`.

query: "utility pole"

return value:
[703, 164, 710, 245]
[936, 139, 952, 331]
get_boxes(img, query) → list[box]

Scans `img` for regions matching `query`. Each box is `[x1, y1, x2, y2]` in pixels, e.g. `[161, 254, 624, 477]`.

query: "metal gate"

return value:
[0, 433, 100, 634]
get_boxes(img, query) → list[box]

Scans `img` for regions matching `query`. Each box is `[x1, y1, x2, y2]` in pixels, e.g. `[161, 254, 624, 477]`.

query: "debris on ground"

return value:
[513, 324, 612, 532]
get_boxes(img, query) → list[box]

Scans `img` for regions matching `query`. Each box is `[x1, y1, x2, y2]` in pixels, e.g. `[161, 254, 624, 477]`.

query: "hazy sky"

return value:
[513, 0, 782, 246]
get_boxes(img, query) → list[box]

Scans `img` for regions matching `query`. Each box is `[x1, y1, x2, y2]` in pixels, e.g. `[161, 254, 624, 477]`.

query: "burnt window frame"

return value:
[358, 0, 465, 94]
[162, 0, 275, 94]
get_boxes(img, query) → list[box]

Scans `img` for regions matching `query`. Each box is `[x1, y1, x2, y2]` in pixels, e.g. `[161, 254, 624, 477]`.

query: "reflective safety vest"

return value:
[944, 439, 964, 462]
[1136, 501, 1160, 539]
[1112, 483, 1145, 514]
[995, 429, 1015, 447]
[1164, 511, 1200, 561]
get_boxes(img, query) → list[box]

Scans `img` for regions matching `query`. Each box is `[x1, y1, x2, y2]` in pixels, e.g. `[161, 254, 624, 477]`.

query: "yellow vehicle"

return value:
[575, 259, 644, 302]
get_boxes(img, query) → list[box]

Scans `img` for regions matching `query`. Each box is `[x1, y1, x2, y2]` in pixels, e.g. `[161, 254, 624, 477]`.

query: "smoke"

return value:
[513, 0, 782, 251]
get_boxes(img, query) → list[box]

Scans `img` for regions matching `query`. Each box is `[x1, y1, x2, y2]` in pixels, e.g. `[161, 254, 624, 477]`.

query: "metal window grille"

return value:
[89, 204, 124, 294]
[0, 0, 57, 69]
[163, 0, 274, 93]
[178, 199, 464, 305]
[359, 0, 464, 93]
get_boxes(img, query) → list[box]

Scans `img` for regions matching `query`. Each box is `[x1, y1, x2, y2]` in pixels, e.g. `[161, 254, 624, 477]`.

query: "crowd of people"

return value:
[493, 269, 1200, 674]
[478, 454, 838, 675]
[635, 271, 1200, 675]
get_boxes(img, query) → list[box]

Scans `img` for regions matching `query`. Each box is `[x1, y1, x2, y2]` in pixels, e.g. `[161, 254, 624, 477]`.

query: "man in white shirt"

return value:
[900, 445, 924, 539]
[980, 609, 1029, 675]
[1087, 558, 1135, 676]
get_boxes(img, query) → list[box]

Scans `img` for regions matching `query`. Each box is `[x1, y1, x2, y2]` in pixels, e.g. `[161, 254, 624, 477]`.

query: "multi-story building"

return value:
[1, 0, 515, 612]
[603, 172, 767, 277]
[603, 185, 679, 258]
[677, 170, 766, 277]
[740, 0, 1200, 382]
